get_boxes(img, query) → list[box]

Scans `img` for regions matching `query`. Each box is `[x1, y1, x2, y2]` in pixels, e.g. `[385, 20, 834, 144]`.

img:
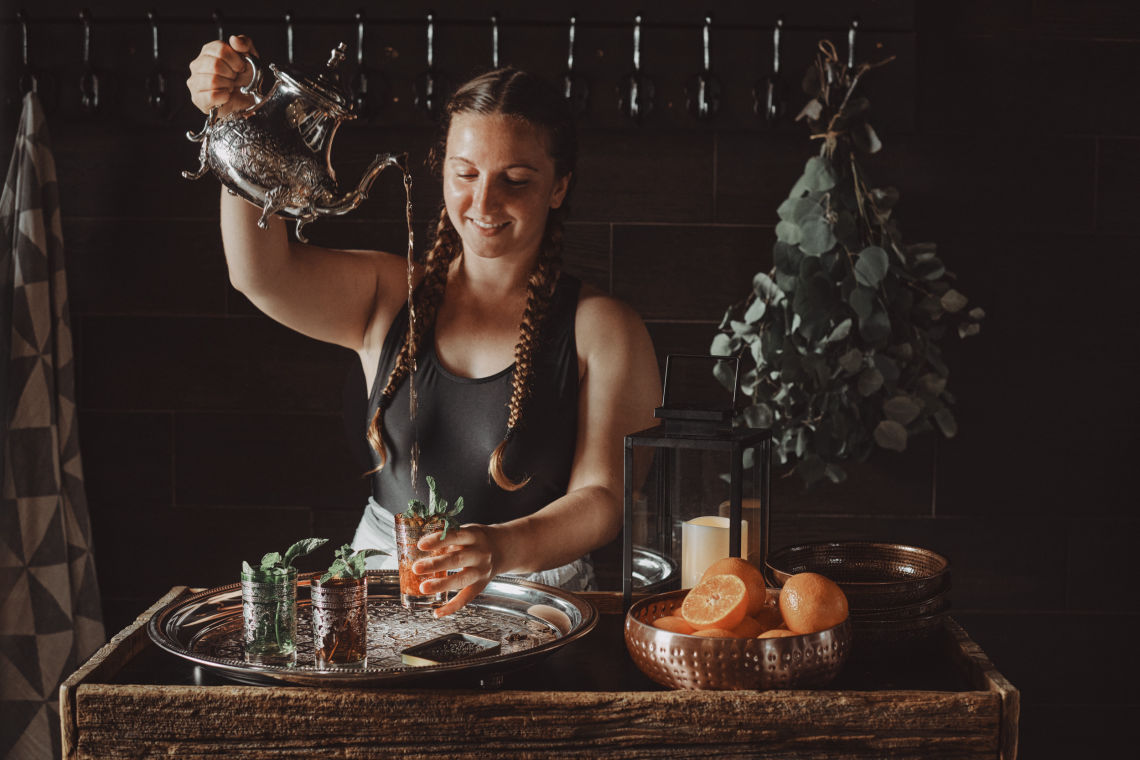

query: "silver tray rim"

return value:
[146, 570, 597, 687]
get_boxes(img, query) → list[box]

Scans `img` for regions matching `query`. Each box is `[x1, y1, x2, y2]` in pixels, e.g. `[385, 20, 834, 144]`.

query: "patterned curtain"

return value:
[0, 92, 104, 760]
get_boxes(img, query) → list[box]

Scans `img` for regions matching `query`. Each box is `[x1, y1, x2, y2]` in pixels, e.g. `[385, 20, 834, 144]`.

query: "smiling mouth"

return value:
[469, 218, 510, 231]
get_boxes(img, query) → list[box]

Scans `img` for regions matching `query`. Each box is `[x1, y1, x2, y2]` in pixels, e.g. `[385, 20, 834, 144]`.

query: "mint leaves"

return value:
[243, 537, 329, 577]
[401, 475, 464, 539]
[319, 543, 387, 584]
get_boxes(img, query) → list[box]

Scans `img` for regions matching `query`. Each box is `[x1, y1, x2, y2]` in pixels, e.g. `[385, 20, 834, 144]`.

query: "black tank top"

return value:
[366, 273, 581, 526]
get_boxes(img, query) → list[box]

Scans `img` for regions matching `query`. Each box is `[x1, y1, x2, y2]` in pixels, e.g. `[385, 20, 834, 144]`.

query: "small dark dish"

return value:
[767, 542, 950, 610]
[400, 633, 501, 667]
[625, 589, 849, 691]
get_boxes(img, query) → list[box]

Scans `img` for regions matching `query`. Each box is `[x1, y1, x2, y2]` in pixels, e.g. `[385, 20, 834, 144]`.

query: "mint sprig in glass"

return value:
[241, 537, 328, 664]
[397, 476, 464, 609]
[312, 544, 386, 666]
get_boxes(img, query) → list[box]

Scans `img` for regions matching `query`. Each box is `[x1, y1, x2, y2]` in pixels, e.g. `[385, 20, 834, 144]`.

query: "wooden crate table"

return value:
[61, 587, 1018, 759]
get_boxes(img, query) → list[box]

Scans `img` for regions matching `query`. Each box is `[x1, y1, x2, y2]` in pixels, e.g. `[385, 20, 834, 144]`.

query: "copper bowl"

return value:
[766, 542, 950, 610]
[624, 589, 850, 691]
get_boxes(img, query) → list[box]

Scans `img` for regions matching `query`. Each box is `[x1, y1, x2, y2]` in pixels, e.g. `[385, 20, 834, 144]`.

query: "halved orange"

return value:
[680, 574, 748, 631]
[653, 615, 695, 634]
[700, 556, 769, 616]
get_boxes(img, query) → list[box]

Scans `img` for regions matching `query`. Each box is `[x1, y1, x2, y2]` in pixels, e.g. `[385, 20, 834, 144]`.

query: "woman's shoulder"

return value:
[573, 281, 653, 359]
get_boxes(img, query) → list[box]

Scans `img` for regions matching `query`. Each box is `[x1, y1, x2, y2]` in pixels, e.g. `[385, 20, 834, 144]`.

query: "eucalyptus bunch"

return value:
[711, 41, 983, 487]
[319, 544, 387, 584]
[402, 475, 464, 539]
[242, 538, 329, 577]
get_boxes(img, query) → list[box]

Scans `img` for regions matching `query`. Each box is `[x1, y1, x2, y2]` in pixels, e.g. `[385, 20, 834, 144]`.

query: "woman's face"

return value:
[443, 112, 570, 264]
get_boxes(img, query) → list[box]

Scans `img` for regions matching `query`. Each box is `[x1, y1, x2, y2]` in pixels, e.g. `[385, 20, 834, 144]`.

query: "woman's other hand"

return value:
[411, 524, 508, 618]
[186, 35, 259, 118]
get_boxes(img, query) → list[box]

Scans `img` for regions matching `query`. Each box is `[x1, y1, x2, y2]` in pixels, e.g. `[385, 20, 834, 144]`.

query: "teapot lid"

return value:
[271, 43, 354, 117]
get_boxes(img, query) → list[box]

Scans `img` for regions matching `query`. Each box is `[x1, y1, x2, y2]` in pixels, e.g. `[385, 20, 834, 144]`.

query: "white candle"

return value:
[681, 516, 748, 588]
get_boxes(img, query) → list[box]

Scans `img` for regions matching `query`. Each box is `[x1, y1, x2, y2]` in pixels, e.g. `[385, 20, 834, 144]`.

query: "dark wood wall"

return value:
[2, 1, 1137, 756]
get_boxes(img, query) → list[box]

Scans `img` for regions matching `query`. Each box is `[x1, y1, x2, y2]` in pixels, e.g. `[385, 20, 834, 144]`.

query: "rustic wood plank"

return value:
[75, 685, 1000, 759]
[60, 586, 192, 760]
[944, 619, 1020, 760]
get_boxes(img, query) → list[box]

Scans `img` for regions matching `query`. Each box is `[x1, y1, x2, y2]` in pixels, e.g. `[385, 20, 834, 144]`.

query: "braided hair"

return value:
[367, 67, 577, 490]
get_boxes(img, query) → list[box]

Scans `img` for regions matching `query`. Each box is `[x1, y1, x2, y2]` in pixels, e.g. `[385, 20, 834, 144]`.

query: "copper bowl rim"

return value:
[625, 588, 850, 646]
[766, 541, 951, 589]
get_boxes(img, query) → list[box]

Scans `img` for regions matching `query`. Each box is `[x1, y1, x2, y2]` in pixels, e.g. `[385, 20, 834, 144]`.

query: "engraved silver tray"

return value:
[147, 571, 597, 686]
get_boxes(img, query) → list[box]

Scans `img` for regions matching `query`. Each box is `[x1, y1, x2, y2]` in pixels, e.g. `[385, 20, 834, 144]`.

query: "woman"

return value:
[186, 36, 661, 617]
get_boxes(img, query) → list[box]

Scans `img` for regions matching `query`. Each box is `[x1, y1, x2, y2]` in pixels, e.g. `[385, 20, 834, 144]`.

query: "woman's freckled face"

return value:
[443, 112, 569, 262]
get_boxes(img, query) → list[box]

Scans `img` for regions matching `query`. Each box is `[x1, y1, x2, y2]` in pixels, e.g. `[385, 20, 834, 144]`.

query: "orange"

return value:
[700, 556, 769, 616]
[778, 572, 849, 634]
[753, 603, 784, 632]
[680, 574, 748, 631]
[758, 628, 797, 639]
[731, 615, 765, 638]
[653, 615, 695, 634]
[691, 628, 739, 638]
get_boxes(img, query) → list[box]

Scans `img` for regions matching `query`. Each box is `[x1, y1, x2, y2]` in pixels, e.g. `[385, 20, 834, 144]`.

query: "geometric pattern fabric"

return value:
[1, 92, 105, 760]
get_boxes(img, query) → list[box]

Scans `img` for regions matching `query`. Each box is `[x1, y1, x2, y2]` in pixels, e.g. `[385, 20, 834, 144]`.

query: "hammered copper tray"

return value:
[147, 571, 596, 686]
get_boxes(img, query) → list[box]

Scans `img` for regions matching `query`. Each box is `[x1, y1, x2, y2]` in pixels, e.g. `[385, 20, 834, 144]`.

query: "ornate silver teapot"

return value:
[183, 43, 404, 243]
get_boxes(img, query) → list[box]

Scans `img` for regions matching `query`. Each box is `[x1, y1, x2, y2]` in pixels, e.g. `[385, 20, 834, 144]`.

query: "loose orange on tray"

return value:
[680, 574, 748, 631]
[700, 556, 769, 616]
[779, 572, 849, 634]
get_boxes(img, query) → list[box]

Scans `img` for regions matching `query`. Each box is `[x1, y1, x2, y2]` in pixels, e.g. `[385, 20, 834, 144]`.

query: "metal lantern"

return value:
[622, 355, 771, 608]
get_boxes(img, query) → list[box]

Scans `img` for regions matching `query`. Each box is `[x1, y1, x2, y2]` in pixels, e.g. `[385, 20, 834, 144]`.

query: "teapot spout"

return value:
[321, 152, 406, 217]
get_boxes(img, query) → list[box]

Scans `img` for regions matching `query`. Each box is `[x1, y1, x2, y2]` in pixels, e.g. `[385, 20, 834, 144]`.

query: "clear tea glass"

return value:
[240, 567, 298, 664]
[394, 514, 448, 610]
[310, 575, 369, 667]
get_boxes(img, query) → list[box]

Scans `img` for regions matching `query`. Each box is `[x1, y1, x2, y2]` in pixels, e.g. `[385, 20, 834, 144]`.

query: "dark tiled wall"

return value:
[3, 1, 1138, 756]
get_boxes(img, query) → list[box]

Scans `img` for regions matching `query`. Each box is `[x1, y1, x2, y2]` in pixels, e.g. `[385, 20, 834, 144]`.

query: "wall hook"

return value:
[79, 9, 99, 112]
[352, 9, 388, 118]
[617, 13, 655, 123]
[146, 10, 170, 116]
[491, 13, 500, 69]
[354, 9, 370, 115]
[754, 15, 787, 124]
[17, 9, 38, 95]
[686, 14, 721, 120]
[415, 11, 443, 118]
[562, 14, 589, 116]
[285, 11, 295, 65]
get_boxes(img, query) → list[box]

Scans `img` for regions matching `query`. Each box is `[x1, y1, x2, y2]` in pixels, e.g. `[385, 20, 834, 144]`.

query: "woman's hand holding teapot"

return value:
[186, 35, 260, 118]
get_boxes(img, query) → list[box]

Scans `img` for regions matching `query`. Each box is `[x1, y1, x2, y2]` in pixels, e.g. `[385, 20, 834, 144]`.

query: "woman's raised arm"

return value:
[187, 35, 409, 363]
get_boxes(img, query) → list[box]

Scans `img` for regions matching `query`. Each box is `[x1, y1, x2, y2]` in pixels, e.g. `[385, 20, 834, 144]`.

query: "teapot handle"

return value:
[238, 54, 264, 106]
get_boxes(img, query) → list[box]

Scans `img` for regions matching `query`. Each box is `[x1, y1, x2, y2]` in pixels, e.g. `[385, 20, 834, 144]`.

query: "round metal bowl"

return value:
[850, 609, 950, 647]
[631, 546, 679, 594]
[624, 589, 850, 691]
[848, 589, 950, 621]
[766, 542, 950, 610]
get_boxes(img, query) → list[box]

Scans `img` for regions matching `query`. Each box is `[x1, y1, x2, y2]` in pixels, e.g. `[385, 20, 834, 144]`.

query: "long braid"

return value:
[366, 206, 461, 471]
[488, 208, 566, 490]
